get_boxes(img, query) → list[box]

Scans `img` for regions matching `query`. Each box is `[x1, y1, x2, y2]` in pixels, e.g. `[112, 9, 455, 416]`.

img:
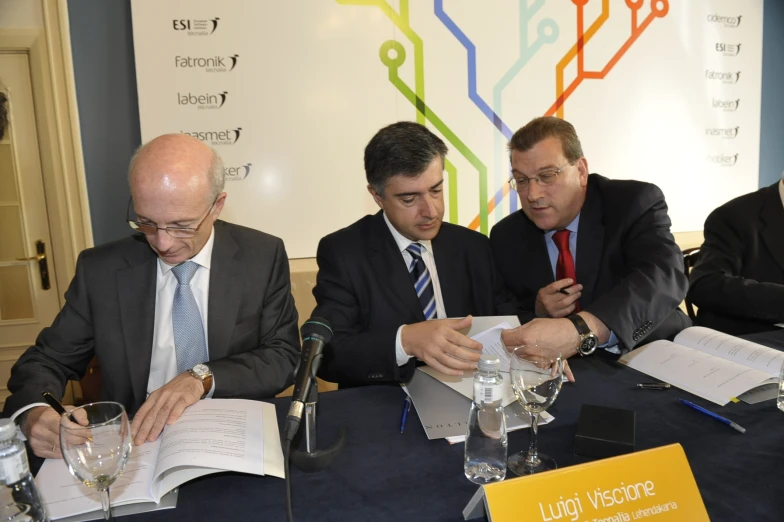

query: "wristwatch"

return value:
[188, 363, 213, 399]
[566, 315, 599, 356]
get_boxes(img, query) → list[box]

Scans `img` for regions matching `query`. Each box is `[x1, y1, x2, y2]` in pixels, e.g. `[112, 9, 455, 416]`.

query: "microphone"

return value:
[284, 317, 333, 442]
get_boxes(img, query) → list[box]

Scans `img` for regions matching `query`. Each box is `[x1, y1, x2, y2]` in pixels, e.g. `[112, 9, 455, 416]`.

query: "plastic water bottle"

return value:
[0, 419, 49, 521]
[464, 354, 507, 484]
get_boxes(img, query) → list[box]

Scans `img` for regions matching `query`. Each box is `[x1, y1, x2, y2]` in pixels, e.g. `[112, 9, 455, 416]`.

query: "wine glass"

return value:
[508, 345, 564, 475]
[59, 402, 132, 520]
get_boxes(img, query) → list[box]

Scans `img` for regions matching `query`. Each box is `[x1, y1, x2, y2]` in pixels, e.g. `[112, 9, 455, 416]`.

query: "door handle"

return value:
[15, 240, 50, 290]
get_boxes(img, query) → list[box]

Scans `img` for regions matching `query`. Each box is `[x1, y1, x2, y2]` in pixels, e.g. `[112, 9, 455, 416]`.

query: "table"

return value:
[113, 351, 783, 522]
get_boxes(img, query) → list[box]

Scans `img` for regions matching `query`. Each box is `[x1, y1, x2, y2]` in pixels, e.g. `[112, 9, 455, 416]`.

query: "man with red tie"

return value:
[491, 117, 690, 357]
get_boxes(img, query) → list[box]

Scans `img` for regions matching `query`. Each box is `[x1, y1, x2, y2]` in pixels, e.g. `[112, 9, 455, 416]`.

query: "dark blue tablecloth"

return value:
[114, 349, 784, 522]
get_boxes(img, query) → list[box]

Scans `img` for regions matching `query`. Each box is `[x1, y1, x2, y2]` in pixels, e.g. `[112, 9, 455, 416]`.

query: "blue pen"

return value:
[679, 399, 746, 434]
[400, 396, 412, 433]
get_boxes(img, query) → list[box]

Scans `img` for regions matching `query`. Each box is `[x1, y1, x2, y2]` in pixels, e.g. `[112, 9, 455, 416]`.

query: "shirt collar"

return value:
[382, 212, 434, 254]
[544, 212, 581, 241]
[158, 226, 216, 276]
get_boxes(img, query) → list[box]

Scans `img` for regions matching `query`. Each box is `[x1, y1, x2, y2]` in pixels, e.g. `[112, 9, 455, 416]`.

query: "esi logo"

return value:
[712, 98, 740, 111]
[175, 55, 239, 73]
[706, 14, 741, 28]
[178, 91, 228, 110]
[705, 70, 741, 84]
[705, 126, 739, 139]
[706, 153, 739, 167]
[224, 163, 252, 181]
[181, 128, 242, 146]
[172, 18, 219, 36]
[715, 43, 741, 56]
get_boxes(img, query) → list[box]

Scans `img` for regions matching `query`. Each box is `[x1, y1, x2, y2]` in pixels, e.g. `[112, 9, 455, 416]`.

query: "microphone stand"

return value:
[290, 381, 347, 472]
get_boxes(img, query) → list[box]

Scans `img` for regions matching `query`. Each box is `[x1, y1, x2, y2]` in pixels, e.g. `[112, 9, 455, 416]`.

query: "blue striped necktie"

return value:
[406, 243, 437, 320]
[171, 261, 208, 374]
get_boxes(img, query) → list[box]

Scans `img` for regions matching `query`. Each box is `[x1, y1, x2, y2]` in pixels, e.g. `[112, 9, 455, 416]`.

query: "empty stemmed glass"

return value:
[59, 402, 132, 520]
[508, 344, 564, 475]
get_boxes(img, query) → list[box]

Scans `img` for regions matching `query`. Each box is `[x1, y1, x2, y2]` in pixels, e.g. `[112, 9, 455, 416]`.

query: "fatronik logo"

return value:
[705, 70, 741, 84]
[707, 14, 741, 28]
[175, 55, 239, 73]
[178, 91, 228, 110]
[705, 126, 739, 139]
[712, 98, 740, 111]
[715, 43, 741, 56]
[172, 17, 219, 36]
[181, 128, 242, 146]
[706, 153, 739, 167]
[224, 163, 252, 181]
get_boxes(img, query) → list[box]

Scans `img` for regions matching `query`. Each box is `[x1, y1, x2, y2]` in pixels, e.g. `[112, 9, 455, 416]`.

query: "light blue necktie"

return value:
[171, 261, 208, 373]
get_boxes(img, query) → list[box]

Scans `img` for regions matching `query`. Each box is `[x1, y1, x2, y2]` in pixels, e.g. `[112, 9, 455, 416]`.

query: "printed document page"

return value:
[674, 326, 784, 377]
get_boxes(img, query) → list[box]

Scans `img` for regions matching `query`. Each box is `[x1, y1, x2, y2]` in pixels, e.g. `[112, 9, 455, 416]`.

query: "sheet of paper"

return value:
[471, 322, 514, 372]
[620, 340, 774, 405]
[445, 403, 554, 443]
[53, 490, 177, 522]
[675, 326, 784, 377]
[261, 401, 285, 479]
[419, 366, 517, 407]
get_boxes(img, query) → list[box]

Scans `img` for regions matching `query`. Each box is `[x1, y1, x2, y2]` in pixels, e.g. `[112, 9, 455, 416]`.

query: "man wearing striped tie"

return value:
[313, 122, 521, 387]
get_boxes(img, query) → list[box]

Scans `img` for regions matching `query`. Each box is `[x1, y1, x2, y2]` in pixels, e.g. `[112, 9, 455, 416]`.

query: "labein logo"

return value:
[224, 163, 252, 181]
[707, 14, 741, 27]
[705, 70, 740, 84]
[178, 91, 228, 109]
[181, 128, 242, 146]
[712, 98, 740, 111]
[705, 126, 739, 139]
[175, 55, 239, 73]
[706, 153, 739, 167]
[172, 17, 219, 35]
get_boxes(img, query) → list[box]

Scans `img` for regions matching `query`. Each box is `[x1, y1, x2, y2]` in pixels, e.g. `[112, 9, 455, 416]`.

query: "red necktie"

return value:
[553, 230, 580, 312]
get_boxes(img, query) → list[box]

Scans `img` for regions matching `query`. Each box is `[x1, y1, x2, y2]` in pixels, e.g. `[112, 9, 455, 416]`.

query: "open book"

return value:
[35, 399, 283, 520]
[619, 327, 784, 406]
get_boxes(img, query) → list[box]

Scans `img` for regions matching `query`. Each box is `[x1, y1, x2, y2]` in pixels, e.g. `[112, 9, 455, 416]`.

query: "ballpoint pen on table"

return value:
[400, 396, 412, 433]
[636, 382, 671, 390]
[679, 399, 746, 433]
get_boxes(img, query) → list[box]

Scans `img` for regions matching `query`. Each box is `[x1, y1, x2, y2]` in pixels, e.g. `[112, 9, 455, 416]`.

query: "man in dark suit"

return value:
[688, 178, 784, 335]
[0, 88, 7, 139]
[4, 134, 299, 458]
[493, 117, 689, 357]
[313, 121, 520, 387]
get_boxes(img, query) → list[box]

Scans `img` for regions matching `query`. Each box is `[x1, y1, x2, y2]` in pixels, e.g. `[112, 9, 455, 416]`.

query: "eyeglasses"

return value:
[126, 196, 217, 238]
[508, 162, 571, 192]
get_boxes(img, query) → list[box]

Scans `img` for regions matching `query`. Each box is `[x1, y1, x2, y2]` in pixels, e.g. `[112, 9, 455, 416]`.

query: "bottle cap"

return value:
[0, 419, 17, 441]
[478, 353, 501, 373]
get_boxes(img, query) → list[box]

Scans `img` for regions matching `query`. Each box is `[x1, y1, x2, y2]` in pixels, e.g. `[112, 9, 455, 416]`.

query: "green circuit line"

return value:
[445, 158, 458, 224]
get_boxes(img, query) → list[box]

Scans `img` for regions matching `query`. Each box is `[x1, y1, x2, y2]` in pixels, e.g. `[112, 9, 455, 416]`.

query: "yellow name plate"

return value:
[463, 444, 709, 522]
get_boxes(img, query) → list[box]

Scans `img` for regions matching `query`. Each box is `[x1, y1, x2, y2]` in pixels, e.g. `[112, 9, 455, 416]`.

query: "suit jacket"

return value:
[688, 181, 784, 335]
[3, 220, 300, 417]
[490, 174, 690, 352]
[312, 211, 519, 386]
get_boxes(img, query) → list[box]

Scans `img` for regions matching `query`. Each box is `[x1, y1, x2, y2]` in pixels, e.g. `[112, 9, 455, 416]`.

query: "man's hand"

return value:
[131, 372, 203, 446]
[22, 405, 82, 459]
[501, 318, 578, 382]
[401, 315, 483, 376]
[535, 279, 582, 318]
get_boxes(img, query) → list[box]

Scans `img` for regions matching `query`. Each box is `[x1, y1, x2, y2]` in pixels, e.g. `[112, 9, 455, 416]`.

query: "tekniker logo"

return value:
[706, 14, 741, 28]
[705, 70, 740, 84]
[224, 163, 252, 181]
[175, 55, 239, 73]
[177, 91, 228, 110]
[705, 127, 739, 139]
[181, 128, 242, 146]
[172, 17, 220, 36]
[706, 153, 739, 167]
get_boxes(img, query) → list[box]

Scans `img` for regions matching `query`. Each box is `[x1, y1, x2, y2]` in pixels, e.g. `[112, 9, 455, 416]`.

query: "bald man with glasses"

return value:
[3, 134, 300, 459]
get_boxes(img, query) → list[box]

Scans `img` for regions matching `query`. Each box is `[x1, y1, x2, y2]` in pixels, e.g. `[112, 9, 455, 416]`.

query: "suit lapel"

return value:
[521, 214, 554, 291]
[760, 182, 784, 273]
[575, 179, 605, 305]
[207, 221, 243, 360]
[367, 212, 425, 321]
[117, 237, 158, 409]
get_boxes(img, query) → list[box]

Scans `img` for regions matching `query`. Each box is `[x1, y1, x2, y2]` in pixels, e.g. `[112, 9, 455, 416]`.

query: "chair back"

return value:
[682, 247, 700, 321]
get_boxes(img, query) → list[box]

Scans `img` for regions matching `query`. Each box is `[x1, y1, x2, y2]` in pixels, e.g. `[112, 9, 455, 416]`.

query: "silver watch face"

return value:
[192, 364, 210, 378]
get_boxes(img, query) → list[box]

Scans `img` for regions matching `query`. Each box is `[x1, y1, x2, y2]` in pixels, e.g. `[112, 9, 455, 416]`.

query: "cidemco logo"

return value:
[175, 55, 239, 73]
[706, 153, 739, 167]
[181, 128, 242, 146]
[178, 91, 228, 110]
[707, 14, 741, 28]
[705, 126, 739, 139]
[715, 43, 741, 56]
[172, 17, 219, 36]
[712, 98, 740, 111]
[224, 163, 252, 181]
[705, 70, 740, 84]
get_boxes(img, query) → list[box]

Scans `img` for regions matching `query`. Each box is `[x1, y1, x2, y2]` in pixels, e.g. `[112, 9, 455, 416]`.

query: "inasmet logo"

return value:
[172, 17, 219, 36]
[712, 98, 740, 111]
[181, 128, 242, 146]
[715, 43, 741, 56]
[175, 55, 239, 73]
[178, 91, 228, 109]
[706, 153, 739, 167]
[707, 14, 741, 28]
[705, 126, 739, 139]
[705, 70, 740, 84]
[224, 163, 252, 181]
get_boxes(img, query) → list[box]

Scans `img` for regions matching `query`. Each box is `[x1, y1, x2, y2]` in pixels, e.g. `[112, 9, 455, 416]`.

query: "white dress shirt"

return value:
[382, 213, 448, 366]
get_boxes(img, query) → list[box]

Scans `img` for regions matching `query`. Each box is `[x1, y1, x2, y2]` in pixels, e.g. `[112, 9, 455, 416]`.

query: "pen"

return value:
[41, 391, 78, 423]
[400, 396, 412, 433]
[679, 399, 746, 434]
[558, 287, 571, 295]
[636, 382, 671, 390]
